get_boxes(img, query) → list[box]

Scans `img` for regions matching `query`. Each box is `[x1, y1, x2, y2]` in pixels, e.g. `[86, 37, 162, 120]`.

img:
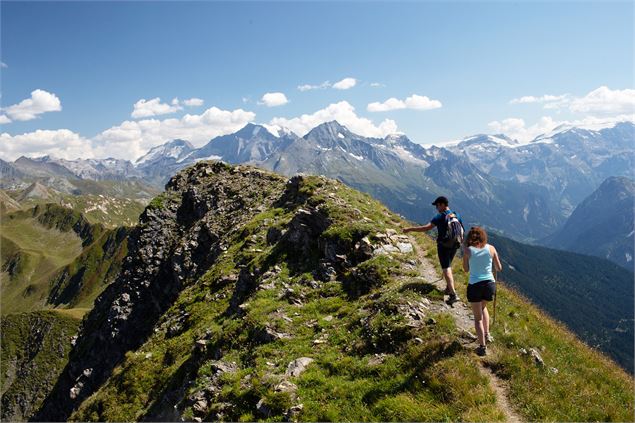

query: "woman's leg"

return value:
[481, 300, 490, 338]
[471, 302, 485, 346]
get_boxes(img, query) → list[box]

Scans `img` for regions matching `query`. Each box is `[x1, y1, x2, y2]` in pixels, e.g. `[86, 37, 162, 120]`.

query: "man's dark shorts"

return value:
[467, 280, 496, 302]
[437, 243, 459, 269]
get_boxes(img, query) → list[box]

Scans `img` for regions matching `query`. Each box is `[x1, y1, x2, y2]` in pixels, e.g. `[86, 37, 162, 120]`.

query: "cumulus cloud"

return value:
[1, 89, 62, 122]
[131, 96, 207, 118]
[510, 94, 568, 104]
[298, 81, 331, 92]
[183, 97, 204, 107]
[0, 129, 93, 161]
[332, 77, 357, 90]
[0, 115, 11, 125]
[259, 92, 289, 107]
[368, 94, 442, 112]
[487, 113, 635, 143]
[1, 105, 255, 162]
[0, 62, 7, 69]
[96, 106, 256, 159]
[487, 117, 559, 143]
[569, 86, 635, 114]
[131, 97, 182, 118]
[269, 100, 398, 138]
[510, 87, 635, 115]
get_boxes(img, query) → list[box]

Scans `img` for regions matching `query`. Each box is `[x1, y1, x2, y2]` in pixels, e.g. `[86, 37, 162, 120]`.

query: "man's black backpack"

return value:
[440, 212, 464, 248]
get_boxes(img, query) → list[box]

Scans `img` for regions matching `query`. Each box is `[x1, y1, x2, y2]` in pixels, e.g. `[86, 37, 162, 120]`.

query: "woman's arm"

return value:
[490, 245, 503, 272]
[462, 246, 470, 272]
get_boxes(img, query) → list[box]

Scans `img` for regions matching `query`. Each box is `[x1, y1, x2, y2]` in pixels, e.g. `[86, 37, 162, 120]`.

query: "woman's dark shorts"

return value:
[437, 243, 459, 269]
[467, 280, 496, 302]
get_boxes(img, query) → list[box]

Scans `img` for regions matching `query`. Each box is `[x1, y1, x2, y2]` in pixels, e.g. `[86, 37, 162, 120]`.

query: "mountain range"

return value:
[542, 176, 634, 269]
[3, 120, 633, 265]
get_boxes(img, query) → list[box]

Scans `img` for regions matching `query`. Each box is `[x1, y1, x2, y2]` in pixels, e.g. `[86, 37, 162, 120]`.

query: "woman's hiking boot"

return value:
[476, 344, 487, 356]
[485, 333, 494, 344]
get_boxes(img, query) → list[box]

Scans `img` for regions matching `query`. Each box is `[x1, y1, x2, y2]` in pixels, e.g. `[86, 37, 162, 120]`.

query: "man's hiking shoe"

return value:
[443, 287, 451, 295]
[485, 333, 494, 344]
[476, 345, 487, 356]
[447, 293, 459, 305]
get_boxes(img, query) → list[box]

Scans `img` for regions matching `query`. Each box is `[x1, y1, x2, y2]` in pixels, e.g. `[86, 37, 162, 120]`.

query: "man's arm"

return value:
[403, 222, 435, 233]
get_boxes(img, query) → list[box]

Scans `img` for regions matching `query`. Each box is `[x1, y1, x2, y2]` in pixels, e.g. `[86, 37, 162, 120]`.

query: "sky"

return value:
[1, 1, 634, 161]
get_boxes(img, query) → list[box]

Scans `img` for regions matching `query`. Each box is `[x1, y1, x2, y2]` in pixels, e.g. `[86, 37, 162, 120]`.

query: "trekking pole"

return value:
[492, 268, 498, 327]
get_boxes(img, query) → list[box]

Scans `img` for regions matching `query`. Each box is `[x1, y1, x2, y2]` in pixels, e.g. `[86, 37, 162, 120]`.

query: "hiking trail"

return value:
[407, 236, 524, 423]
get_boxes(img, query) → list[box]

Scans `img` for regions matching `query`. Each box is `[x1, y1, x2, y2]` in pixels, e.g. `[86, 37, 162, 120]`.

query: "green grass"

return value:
[39, 167, 635, 422]
[1, 206, 129, 314]
[69, 174, 508, 422]
[1, 215, 83, 313]
[413, 231, 635, 422]
[1, 310, 82, 421]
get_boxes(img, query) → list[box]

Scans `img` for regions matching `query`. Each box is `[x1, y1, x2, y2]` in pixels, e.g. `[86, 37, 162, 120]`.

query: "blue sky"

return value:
[1, 1, 633, 160]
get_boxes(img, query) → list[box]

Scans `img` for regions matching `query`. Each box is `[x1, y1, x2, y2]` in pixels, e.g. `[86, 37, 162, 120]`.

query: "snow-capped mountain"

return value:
[2, 120, 633, 242]
[135, 139, 195, 166]
[449, 121, 635, 213]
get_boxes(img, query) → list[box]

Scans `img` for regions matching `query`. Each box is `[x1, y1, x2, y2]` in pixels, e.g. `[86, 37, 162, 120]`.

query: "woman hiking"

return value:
[462, 226, 502, 356]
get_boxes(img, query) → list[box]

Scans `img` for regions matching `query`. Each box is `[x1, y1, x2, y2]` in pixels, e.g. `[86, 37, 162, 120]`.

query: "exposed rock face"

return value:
[34, 162, 288, 421]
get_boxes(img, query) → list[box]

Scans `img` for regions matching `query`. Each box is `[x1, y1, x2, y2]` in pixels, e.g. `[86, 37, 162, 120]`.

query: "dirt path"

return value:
[407, 236, 524, 423]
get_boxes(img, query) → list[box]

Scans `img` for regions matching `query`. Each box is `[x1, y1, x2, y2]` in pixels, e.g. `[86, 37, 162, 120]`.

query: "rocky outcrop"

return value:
[33, 162, 288, 421]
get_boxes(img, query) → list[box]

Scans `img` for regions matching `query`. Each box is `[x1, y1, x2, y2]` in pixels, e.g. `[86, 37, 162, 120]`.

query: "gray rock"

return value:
[285, 357, 314, 377]
[529, 348, 545, 366]
[275, 380, 298, 393]
[397, 242, 414, 253]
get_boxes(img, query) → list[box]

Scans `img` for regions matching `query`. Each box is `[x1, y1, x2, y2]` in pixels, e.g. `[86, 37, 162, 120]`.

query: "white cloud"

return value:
[1, 89, 62, 122]
[510, 87, 635, 115]
[569, 86, 635, 114]
[368, 94, 442, 112]
[0, 129, 93, 161]
[510, 94, 568, 104]
[0, 62, 7, 69]
[131, 97, 182, 118]
[131, 96, 206, 118]
[96, 106, 256, 159]
[269, 100, 398, 138]
[487, 117, 558, 143]
[260, 92, 289, 107]
[332, 77, 357, 90]
[298, 81, 331, 92]
[487, 113, 635, 143]
[0, 115, 11, 125]
[370, 82, 385, 88]
[0, 105, 256, 162]
[183, 97, 204, 107]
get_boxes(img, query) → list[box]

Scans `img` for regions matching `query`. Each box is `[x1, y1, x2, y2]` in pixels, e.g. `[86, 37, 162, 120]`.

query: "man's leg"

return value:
[442, 267, 456, 295]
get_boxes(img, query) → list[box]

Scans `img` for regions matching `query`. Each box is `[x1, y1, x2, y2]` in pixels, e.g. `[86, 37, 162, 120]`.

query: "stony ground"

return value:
[407, 236, 523, 423]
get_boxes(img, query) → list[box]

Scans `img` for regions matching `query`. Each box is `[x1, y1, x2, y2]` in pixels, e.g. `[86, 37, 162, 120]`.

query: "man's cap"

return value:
[432, 196, 449, 205]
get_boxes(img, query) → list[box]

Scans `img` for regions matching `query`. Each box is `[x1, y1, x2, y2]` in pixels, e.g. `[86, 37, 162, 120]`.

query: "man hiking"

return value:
[404, 196, 464, 304]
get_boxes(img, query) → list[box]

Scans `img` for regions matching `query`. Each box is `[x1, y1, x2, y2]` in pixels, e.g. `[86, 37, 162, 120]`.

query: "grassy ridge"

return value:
[71, 177, 506, 422]
[70, 174, 633, 422]
[419, 232, 635, 421]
